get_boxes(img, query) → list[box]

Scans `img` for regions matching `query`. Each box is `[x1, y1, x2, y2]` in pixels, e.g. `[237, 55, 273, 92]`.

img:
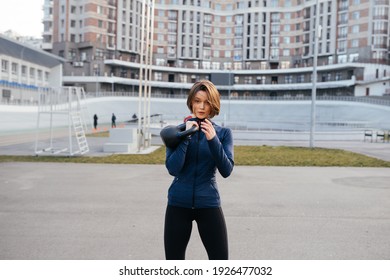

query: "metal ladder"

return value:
[71, 111, 89, 155]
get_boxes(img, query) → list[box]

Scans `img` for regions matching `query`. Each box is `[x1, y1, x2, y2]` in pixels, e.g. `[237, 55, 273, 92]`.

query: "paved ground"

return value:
[0, 128, 390, 260]
[0, 163, 389, 260]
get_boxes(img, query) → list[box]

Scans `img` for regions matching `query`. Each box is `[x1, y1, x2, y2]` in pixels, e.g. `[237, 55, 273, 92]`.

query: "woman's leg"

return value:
[164, 205, 193, 260]
[196, 207, 228, 260]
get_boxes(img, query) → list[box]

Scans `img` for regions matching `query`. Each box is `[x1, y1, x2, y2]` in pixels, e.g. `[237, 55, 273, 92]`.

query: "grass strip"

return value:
[0, 145, 389, 167]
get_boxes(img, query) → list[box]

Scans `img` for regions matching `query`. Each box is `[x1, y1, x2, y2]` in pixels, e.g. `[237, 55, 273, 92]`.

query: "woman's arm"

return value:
[207, 128, 234, 178]
[165, 139, 190, 176]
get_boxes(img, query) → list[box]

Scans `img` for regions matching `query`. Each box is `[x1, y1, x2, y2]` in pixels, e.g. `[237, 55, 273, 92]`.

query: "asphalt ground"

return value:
[0, 127, 390, 260]
[0, 162, 389, 260]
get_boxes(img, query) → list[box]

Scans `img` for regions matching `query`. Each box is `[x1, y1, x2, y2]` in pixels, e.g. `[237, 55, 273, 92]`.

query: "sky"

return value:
[0, 0, 44, 37]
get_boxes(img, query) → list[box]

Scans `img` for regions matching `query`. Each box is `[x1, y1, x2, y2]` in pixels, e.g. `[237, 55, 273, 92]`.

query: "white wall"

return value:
[2, 97, 390, 133]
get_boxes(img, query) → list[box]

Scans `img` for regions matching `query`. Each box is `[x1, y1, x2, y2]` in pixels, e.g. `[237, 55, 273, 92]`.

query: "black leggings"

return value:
[164, 205, 228, 260]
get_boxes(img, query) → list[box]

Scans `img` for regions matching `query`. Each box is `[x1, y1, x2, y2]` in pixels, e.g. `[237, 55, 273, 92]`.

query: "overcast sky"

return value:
[0, 0, 43, 37]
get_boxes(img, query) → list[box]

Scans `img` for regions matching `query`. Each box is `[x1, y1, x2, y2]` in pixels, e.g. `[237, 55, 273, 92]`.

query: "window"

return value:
[179, 74, 187, 83]
[338, 54, 347, 63]
[203, 49, 211, 60]
[168, 34, 176, 44]
[374, 6, 388, 17]
[349, 53, 359, 62]
[21, 65, 27, 76]
[10, 63, 17, 75]
[29, 68, 35, 79]
[202, 61, 210, 69]
[212, 62, 220, 70]
[338, 40, 347, 52]
[351, 39, 359, 48]
[224, 62, 232, 70]
[297, 75, 305, 83]
[244, 76, 252, 84]
[37, 70, 43, 80]
[339, 26, 347, 37]
[156, 59, 165, 66]
[373, 21, 387, 32]
[285, 75, 293, 83]
[281, 61, 290, 69]
[168, 10, 177, 20]
[271, 37, 279, 46]
[234, 50, 242, 60]
[352, 25, 359, 33]
[1, 60, 8, 72]
[352, 11, 359, 20]
[271, 24, 280, 34]
[168, 22, 176, 32]
[270, 48, 279, 59]
[154, 72, 163, 81]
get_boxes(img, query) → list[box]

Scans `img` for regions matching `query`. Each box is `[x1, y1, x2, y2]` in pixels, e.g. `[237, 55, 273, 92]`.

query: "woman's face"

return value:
[192, 90, 211, 120]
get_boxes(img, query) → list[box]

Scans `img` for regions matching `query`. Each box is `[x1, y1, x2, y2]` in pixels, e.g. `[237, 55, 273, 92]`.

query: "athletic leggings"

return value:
[164, 205, 228, 260]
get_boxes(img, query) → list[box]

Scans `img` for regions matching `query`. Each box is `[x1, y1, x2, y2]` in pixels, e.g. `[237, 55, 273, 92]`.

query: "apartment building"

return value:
[43, 0, 390, 97]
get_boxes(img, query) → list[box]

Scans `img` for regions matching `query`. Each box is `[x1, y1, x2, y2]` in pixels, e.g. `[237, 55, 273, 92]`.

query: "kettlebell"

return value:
[160, 122, 199, 149]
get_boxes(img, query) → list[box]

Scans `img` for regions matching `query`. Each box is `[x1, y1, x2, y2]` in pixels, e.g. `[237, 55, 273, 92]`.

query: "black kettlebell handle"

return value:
[160, 121, 199, 149]
[176, 122, 198, 138]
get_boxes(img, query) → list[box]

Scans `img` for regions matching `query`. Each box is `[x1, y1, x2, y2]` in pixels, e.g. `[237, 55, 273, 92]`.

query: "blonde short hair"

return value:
[186, 80, 221, 118]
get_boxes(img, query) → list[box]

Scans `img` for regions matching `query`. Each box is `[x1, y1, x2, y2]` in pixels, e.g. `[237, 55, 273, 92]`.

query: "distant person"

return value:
[132, 113, 137, 119]
[93, 114, 98, 130]
[111, 113, 117, 128]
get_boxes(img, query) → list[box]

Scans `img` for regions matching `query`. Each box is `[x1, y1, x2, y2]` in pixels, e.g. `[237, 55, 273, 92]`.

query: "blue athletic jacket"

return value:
[165, 119, 234, 208]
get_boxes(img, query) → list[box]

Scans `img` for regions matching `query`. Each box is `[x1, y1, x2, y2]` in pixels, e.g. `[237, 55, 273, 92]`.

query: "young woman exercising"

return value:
[163, 80, 234, 260]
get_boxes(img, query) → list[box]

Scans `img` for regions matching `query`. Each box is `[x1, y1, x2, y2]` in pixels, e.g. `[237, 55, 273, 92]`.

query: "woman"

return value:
[163, 80, 234, 260]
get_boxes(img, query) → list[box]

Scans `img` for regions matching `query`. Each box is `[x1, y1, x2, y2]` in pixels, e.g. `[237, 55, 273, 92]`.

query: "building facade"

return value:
[0, 35, 63, 104]
[43, 0, 390, 97]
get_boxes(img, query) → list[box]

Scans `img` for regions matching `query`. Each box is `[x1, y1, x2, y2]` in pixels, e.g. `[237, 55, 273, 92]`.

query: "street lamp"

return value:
[310, 0, 321, 148]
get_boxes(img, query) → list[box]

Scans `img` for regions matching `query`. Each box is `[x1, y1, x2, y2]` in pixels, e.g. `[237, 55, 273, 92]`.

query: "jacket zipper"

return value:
[192, 129, 200, 209]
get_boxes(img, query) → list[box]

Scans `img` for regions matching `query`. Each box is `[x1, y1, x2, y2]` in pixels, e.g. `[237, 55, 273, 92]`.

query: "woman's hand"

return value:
[186, 120, 198, 131]
[201, 119, 216, 140]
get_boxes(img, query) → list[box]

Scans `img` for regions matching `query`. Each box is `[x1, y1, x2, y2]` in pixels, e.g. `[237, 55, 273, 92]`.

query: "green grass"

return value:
[234, 146, 390, 167]
[0, 145, 389, 167]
